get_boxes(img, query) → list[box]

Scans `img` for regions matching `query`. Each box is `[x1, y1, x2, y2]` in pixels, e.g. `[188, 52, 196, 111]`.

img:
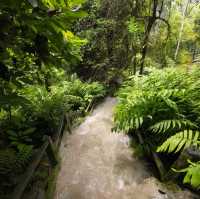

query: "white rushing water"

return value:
[55, 97, 198, 199]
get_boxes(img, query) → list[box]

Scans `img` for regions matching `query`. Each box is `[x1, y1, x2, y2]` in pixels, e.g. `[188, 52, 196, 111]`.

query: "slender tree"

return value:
[139, 0, 170, 74]
[174, 0, 190, 61]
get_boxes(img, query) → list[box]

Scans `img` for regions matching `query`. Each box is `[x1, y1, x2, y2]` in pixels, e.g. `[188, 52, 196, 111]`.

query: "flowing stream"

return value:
[55, 97, 198, 199]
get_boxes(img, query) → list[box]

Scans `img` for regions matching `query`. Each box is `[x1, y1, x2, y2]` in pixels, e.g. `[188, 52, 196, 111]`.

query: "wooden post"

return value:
[86, 98, 94, 113]
[12, 123, 64, 199]
[55, 115, 65, 149]
[46, 136, 58, 167]
[152, 152, 166, 181]
[66, 113, 72, 134]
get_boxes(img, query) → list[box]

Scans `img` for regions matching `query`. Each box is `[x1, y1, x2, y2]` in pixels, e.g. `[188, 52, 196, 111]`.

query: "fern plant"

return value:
[114, 67, 200, 189]
[149, 119, 197, 134]
[114, 67, 200, 144]
[0, 145, 33, 176]
[157, 130, 200, 153]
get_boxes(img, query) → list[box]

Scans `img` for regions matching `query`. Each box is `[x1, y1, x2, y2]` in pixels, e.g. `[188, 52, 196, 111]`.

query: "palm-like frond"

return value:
[149, 119, 197, 134]
[0, 145, 33, 175]
[157, 130, 200, 153]
[114, 68, 200, 189]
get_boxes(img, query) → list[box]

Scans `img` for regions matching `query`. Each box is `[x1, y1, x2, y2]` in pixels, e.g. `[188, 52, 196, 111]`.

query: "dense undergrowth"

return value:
[0, 76, 105, 197]
[0, 0, 106, 197]
[1, 0, 200, 198]
[114, 67, 200, 190]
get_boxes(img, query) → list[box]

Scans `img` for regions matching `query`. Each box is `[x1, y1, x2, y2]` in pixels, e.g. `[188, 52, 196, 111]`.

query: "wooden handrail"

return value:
[12, 113, 69, 199]
[55, 115, 66, 148]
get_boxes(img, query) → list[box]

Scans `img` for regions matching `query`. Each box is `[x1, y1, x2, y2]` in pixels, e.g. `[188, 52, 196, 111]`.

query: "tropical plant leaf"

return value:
[149, 119, 197, 134]
[174, 160, 200, 189]
[0, 94, 31, 107]
[157, 130, 200, 153]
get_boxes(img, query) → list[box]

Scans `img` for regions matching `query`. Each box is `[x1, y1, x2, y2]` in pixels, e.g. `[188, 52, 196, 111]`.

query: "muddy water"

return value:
[55, 97, 197, 199]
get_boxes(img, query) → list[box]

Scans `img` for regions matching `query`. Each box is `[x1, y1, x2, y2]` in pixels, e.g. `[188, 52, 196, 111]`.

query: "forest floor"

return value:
[55, 97, 198, 199]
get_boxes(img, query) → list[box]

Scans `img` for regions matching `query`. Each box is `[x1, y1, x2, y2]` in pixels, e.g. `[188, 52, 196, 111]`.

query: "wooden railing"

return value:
[12, 114, 69, 199]
[11, 104, 92, 199]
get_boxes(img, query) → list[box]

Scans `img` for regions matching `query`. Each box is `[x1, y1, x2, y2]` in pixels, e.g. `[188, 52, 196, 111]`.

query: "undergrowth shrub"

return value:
[0, 78, 105, 193]
[114, 67, 200, 189]
[1, 79, 105, 146]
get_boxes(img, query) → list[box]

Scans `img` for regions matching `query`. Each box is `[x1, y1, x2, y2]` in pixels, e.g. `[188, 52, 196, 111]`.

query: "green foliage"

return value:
[0, 76, 105, 196]
[127, 17, 144, 48]
[0, 1, 106, 197]
[7, 128, 36, 146]
[2, 0, 200, 195]
[157, 130, 200, 153]
[149, 119, 197, 134]
[0, 79, 105, 145]
[114, 67, 200, 136]
[0, 145, 33, 175]
[0, 144, 33, 198]
[181, 161, 200, 189]
[174, 160, 200, 189]
[114, 67, 200, 189]
[73, 0, 135, 82]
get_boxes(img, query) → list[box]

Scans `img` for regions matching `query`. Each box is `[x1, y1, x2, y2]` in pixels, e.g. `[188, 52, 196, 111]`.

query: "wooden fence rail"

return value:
[12, 114, 67, 199]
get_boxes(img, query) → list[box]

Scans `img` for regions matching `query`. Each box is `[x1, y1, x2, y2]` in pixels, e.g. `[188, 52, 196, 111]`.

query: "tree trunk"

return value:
[174, 0, 190, 61]
[139, 0, 158, 74]
[139, 19, 154, 74]
[192, 45, 197, 62]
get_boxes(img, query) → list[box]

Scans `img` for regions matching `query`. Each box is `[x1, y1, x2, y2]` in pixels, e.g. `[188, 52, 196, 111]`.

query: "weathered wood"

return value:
[12, 110, 82, 199]
[136, 130, 144, 144]
[46, 136, 58, 167]
[55, 115, 66, 149]
[12, 113, 68, 199]
[66, 113, 72, 134]
[152, 152, 166, 181]
[12, 141, 49, 199]
[86, 98, 94, 113]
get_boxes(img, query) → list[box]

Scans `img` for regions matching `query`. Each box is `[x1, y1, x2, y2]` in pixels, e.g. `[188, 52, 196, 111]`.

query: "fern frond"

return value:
[0, 149, 16, 175]
[134, 116, 144, 129]
[149, 119, 197, 134]
[157, 130, 200, 153]
[0, 145, 33, 175]
[162, 97, 178, 111]
[15, 144, 33, 171]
